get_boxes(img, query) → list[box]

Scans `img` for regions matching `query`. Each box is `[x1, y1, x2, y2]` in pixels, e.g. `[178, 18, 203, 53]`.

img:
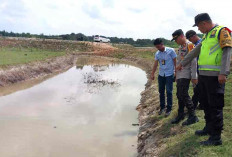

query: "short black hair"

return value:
[153, 38, 163, 45]
[186, 30, 197, 39]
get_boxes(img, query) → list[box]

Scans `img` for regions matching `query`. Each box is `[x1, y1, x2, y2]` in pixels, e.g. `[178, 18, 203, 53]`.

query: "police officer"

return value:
[170, 29, 199, 126]
[177, 13, 232, 146]
[185, 30, 203, 110]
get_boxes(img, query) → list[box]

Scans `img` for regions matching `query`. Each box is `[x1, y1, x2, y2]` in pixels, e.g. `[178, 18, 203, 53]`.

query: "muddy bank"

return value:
[0, 55, 75, 87]
[0, 52, 160, 157]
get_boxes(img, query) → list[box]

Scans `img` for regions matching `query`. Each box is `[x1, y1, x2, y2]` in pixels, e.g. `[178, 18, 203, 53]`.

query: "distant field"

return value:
[0, 47, 66, 66]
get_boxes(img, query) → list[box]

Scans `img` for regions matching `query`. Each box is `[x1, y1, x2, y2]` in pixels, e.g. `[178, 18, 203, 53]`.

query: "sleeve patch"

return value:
[187, 43, 195, 52]
[225, 27, 232, 33]
[220, 28, 232, 48]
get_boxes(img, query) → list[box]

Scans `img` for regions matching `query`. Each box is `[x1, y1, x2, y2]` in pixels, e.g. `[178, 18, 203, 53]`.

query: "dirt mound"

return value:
[0, 37, 117, 54]
[89, 42, 117, 55]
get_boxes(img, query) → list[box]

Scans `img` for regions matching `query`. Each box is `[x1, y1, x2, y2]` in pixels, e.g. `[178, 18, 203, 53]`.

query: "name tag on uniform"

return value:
[181, 53, 185, 60]
[161, 60, 165, 65]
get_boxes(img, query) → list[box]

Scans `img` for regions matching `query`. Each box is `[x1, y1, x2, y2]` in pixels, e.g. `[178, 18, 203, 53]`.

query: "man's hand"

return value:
[151, 73, 155, 80]
[191, 79, 198, 85]
[176, 64, 183, 71]
[173, 72, 176, 82]
[218, 74, 227, 84]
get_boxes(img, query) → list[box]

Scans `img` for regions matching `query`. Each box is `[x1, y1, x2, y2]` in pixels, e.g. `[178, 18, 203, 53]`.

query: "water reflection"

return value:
[76, 57, 130, 72]
[114, 131, 138, 137]
[0, 57, 147, 157]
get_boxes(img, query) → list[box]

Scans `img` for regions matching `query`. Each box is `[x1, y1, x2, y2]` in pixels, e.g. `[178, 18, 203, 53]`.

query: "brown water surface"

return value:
[0, 57, 147, 157]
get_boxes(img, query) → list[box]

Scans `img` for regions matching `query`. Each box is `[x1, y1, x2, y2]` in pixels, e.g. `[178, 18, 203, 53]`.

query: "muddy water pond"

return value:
[0, 57, 147, 157]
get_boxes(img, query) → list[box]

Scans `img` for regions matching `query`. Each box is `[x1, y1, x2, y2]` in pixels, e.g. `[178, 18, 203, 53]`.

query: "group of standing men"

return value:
[150, 13, 232, 146]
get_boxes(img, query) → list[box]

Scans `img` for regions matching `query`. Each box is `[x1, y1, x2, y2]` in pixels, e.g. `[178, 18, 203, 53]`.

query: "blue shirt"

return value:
[195, 39, 202, 46]
[195, 39, 202, 73]
[155, 47, 177, 77]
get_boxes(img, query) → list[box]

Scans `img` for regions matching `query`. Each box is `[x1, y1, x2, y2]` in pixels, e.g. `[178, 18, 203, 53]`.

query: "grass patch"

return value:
[112, 43, 156, 60]
[0, 47, 66, 66]
[112, 52, 125, 59]
[132, 49, 155, 59]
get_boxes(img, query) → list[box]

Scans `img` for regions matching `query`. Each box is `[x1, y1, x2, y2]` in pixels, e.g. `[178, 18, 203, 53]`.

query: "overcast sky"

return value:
[0, 0, 231, 40]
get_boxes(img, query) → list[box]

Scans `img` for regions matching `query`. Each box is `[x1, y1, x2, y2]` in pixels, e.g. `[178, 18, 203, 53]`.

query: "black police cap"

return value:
[171, 29, 184, 41]
[186, 30, 196, 39]
[193, 13, 211, 27]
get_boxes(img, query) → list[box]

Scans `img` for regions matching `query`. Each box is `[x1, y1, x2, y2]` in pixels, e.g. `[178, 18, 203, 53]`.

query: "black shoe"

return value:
[158, 109, 165, 115]
[195, 127, 209, 136]
[182, 116, 199, 126]
[165, 111, 171, 117]
[171, 115, 184, 124]
[200, 135, 222, 146]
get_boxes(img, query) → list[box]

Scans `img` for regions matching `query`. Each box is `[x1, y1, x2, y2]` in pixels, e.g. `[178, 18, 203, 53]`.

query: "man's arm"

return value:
[173, 58, 176, 72]
[151, 60, 158, 80]
[190, 58, 198, 84]
[170, 48, 177, 74]
[218, 47, 232, 84]
[220, 47, 231, 76]
[180, 43, 202, 67]
[218, 28, 232, 84]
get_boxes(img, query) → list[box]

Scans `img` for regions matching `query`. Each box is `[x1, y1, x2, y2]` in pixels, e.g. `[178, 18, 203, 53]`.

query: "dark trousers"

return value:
[192, 83, 203, 109]
[199, 75, 225, 136]
[176, 78, 195, 116]
[158, 75, 174, 112]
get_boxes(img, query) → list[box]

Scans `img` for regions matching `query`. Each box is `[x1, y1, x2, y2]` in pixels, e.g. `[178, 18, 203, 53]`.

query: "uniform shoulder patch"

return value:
[210, 30, 217, 38]
[187, 43, 195, 52]
[219, 28, 232, 48]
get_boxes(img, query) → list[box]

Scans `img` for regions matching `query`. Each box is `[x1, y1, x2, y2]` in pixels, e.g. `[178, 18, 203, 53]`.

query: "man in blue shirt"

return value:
[151, 38, 177, 116]
[186, 30, 202, 110]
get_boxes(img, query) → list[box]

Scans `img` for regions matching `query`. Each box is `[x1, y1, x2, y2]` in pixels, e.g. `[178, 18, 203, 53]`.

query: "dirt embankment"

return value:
[0, 37, 117, 53]
[0, 55, 75, 87]
[0, 38, 161, 157]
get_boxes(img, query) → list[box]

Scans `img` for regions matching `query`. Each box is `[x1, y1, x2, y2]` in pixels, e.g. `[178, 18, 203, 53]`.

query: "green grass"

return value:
[112, 52, 125, 59]
[132, 50, 155, 59]
[112, 43, 156, 60]
[157, 75, 232, 157]
[0, 47, 66, 66]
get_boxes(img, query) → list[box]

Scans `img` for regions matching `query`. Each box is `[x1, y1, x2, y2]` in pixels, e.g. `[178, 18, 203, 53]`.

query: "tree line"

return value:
[0, 30, 202, 48]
